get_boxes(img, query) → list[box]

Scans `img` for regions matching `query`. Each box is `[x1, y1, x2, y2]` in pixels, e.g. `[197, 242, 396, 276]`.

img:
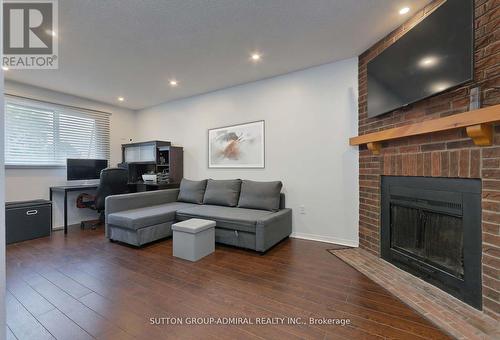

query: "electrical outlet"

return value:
[299, 205, 306, 214]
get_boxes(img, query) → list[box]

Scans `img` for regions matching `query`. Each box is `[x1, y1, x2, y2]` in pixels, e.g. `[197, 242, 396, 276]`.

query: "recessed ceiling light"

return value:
[399, 7, 410, 15]
[419, 56, 438, 68]
[118, 97, 125, 102]
[2, 66, 9, 71]
[251, 53, 261, 62]
[169, 80, 178, 87]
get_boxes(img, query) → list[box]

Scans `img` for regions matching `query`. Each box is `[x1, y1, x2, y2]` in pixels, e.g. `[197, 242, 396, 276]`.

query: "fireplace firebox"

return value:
[381, 176, 482, 309]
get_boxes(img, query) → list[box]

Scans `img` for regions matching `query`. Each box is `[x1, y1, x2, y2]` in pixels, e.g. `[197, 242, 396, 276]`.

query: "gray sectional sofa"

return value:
[105, 179, 292, 252]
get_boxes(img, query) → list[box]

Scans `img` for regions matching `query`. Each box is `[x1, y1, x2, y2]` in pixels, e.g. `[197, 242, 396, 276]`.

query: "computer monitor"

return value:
[66, 159, 108, 181]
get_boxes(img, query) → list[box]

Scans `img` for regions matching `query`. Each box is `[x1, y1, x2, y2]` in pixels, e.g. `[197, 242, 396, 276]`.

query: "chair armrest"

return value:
[105, 189, 180, 237]
[255, 208, 292, 252]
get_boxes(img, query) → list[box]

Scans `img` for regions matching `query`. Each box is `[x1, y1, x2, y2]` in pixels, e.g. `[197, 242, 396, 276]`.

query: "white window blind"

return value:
[5, 96, 110, 166]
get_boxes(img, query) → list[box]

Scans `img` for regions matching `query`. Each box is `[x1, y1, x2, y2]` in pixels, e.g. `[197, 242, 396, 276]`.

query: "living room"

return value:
[0, 0, 499, 339]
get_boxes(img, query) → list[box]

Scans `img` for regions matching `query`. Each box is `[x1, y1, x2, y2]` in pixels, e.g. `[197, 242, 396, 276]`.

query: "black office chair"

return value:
[77, 167, 129, 229]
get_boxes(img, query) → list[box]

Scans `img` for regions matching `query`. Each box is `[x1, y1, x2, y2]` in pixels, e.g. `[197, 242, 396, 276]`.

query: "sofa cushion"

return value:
[203, 179, 242, 207]
[108, 202, 196, 230]
[176, 205, 273, 233]
[237, 180, 283, 211]
[177, 179, 207, 204]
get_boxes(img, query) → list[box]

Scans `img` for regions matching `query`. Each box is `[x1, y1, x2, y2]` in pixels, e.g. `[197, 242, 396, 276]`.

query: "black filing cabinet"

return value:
[6, 200, 52, 244]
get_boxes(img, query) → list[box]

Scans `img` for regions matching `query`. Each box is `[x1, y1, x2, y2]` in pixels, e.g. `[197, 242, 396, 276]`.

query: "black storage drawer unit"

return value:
[6, 200, 52, 244]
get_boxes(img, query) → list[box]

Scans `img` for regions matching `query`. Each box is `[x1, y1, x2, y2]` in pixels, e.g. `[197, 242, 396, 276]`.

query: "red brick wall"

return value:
[357, 0, 500, 318]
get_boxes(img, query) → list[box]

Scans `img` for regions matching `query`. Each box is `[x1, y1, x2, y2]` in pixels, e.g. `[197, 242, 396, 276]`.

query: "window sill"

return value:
[5, 165, 66, 169]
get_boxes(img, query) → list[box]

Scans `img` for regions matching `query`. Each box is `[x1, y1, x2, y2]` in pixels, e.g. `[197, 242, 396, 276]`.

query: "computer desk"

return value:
[49, 184, 98, 234]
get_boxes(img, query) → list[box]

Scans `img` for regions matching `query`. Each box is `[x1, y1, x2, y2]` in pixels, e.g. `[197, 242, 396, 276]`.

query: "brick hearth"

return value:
[357, 0, 500, 319]
[331, 248, 499, 339]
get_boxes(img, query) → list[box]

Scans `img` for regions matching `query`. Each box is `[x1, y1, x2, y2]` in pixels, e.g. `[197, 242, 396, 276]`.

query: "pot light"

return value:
[251, 53, 261, 62]
[399, 7, 410, 15]
[2, 66, 9, 71]
[118, 97, 125, 102]
[169, 80, 178, 87]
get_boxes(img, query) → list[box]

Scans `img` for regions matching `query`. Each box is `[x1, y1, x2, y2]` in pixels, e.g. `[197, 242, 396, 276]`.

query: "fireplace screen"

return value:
[390, 205, 464, 278]
[381, 176, 482, 309]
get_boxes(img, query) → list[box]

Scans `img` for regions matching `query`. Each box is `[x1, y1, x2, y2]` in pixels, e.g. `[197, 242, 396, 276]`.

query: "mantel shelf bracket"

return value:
[466, 123, 493, 146]
[367, 142, 381, 155]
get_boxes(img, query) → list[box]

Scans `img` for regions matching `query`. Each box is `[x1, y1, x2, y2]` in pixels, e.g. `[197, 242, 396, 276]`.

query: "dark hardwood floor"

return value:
[6, 226, 450, 339]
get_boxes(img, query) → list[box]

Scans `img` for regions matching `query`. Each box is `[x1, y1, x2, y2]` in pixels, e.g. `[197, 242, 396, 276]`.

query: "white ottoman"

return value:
[172, 218, 216, 261]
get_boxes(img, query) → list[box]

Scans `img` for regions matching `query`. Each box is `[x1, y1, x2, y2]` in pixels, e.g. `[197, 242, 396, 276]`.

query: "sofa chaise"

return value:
[105, 179, 292, 252]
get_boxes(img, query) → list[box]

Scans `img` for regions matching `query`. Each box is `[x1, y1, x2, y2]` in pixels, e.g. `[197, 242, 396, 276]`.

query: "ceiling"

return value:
[5, 0, 431, 110]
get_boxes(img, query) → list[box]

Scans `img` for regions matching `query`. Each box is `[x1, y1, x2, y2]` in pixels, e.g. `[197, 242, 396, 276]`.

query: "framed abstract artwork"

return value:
[208, 120, 265, 168]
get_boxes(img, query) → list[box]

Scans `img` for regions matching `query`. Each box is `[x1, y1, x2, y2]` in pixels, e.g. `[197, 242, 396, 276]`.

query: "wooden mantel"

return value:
[350, 104, 500, 154]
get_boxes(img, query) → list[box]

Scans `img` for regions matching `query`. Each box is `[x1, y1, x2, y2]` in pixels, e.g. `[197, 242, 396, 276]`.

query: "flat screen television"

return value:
[66, 159, 108, 181]
[367, 0, 474, 118]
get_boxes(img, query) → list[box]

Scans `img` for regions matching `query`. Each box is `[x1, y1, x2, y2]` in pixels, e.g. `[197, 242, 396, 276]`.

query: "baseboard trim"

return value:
[290, 232, 359, 247]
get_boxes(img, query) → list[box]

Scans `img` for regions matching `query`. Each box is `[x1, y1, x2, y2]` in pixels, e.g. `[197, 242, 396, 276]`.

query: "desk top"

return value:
[50, 184, 99, 192]
[50, 182, 179, 192]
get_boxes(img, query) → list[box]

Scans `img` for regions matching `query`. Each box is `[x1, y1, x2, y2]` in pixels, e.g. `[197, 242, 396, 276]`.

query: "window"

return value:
[5, 96, 110, 166]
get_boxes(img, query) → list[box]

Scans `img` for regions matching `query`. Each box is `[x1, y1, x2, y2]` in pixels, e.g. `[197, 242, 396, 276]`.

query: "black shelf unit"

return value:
[121, 140, 183, 189]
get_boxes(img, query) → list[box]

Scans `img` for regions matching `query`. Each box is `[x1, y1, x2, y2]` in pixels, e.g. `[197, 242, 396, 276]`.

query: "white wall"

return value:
[4, 81, 137, 228]
[136, 58, 359, 246]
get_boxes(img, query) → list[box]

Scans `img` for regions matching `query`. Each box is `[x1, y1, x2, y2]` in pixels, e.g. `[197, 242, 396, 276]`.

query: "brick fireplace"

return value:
[357, 0, 499, 319]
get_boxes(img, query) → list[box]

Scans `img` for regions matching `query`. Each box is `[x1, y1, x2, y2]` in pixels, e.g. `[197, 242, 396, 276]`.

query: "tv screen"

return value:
[367, 0, 473, 118]
[67, 159, 108, 180]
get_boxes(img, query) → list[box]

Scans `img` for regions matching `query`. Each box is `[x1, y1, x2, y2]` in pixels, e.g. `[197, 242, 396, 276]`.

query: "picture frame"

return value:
[208, 120, 265, 168]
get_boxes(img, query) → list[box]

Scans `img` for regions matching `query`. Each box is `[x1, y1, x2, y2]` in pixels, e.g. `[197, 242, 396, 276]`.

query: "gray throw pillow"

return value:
[237, 180, 283, 211]
[203, 179, 242, 207]
[177, 179, 207, 204]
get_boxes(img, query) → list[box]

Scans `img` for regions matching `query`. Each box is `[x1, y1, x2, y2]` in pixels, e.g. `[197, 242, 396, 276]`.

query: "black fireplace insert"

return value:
[381, 176, 482, 309]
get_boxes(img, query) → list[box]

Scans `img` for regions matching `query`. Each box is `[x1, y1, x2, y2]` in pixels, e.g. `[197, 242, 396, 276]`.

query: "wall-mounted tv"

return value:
[367, 0, 474, 118]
